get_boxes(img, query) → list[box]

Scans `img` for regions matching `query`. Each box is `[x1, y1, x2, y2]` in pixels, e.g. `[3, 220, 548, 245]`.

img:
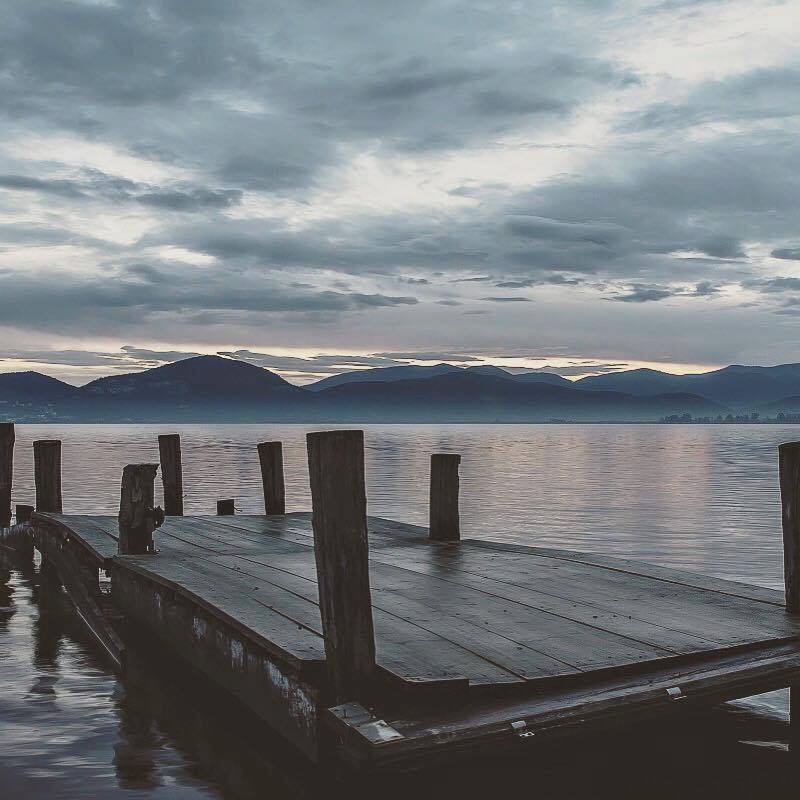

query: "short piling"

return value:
[0, 423, 13, 528]
[34, 440, 62, 513]
[217, 499, 235, 515]
[429, 453, 461, 542]
[779, 442, 800, 612]
[118, 464, 160, 555]
[257, 441, 286, 515]
[158, 434, 184, 516]
[16, 504, 34, 524]
[306, 429, 376, 703]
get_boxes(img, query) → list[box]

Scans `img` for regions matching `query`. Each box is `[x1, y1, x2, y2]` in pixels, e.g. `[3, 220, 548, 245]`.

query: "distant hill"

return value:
[575, 363, 800, 408]
[311, 371, 723, 422]
[307, 363, 460, 391]
[0, 354, 735, 423]
[0, 371, 78, 402]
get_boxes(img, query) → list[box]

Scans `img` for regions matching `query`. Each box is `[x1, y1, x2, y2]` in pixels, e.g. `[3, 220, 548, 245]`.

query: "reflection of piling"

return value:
[0, 423, 14, 528]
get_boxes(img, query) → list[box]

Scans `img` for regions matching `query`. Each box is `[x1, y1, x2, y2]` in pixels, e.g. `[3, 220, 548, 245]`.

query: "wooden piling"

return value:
[0, 423, 13, 528]
[34, 440, 62, 513]
[792, 685, 800, 752]
[429, 453, 461, 542]
[257, 441, 286, 515]
[217, 499, 235, 515]
[118, 464, 160, 555]
[780, 442, 800, 612]
[158, 434, 184, 516]
[16, 504, 34, 524]
[306, 429, 375, 703]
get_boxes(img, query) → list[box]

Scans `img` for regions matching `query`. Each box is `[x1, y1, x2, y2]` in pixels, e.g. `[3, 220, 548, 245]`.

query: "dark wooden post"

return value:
[306, 429, 375, 703]
[158, 434, 184, 516]
[779, 442, 800, 612]
[34, 440, 62, 513]
[16, 504, 34, 524]
[217, 499, 235, 515]
[429, 453, 461, 541]
[118, 464, 159, 555]
[0, 423, 13, 527]
[258, 441, 286, 514]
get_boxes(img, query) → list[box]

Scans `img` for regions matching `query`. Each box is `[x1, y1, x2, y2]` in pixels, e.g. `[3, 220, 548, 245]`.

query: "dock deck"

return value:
[32, 510, 800, 770]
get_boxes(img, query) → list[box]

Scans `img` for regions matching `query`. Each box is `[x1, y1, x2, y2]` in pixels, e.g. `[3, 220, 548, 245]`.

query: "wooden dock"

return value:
[5, 425, 800, 772]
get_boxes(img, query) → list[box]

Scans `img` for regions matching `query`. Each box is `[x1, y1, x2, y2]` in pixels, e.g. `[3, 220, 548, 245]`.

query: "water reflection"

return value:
[2, 424, 800, 798]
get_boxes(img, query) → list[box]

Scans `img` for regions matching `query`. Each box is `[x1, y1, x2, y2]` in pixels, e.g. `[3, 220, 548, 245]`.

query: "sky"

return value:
[1, 0, 799, 386]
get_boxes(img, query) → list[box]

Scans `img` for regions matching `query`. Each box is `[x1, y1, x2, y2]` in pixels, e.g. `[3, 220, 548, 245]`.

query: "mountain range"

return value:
[2, 355, 800, 423]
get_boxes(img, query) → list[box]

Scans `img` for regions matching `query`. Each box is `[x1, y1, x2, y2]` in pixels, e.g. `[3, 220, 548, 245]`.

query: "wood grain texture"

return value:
[307, 430, 376, 703]
[780, 441, 800, 612]
[33, 439, 62, 513]
[258, 441, 286, 514]
[118, 464, 159, 555]
[429, 453, 460, 541]
[158, 434, 184, 516]
[0, 423, 13, 528]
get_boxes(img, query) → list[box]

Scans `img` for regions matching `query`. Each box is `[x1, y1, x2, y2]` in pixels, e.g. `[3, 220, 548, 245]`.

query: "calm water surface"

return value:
[2, 423, 800, 798]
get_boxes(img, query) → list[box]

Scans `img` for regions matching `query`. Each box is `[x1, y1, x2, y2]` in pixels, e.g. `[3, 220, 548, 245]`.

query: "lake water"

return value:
[2, 423, 800, 798]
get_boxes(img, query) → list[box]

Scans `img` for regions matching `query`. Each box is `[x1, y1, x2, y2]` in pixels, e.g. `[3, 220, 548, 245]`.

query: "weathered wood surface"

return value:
[217, 499, 235, 515]
[258, 441, 286, 514]
[37, 512, 800, 696]
[0, 422, 13, 528]
[429, 453, 460, 541]
[34, 439, 62, 513]
[158, 434, 184, 516]
[780, 441, 800, 612]
[118, 464, 159, 555]
[307, 430, 376, 703]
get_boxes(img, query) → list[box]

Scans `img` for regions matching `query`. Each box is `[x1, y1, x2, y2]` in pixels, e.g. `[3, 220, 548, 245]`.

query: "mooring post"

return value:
[779, 442, 800, 612]
[118, 464, 160, 555]
[0, 422, 13, 528]
[307, 429, 376, 703]
[217, 499, 235, 515]
[257, 441, 286, 515]
[34, 440, 62, 513]
[429, 453, 461, 541]
[158, 434, 184, 516]
[16, 504, 33, 524]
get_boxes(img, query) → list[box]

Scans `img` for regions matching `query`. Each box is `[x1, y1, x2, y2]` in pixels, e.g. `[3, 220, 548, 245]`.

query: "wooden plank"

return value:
[0, 422, 13, 528]
[374, 543, 800, 644]
[32, 514, 118, 564]
[464, 538, 786, 606]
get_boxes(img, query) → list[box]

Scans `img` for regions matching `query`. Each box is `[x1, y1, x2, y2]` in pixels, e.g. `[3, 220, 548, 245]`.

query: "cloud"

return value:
[610, 285, 678, 303]
[772, 248, 800, 261]
[482, 296, 532, 302]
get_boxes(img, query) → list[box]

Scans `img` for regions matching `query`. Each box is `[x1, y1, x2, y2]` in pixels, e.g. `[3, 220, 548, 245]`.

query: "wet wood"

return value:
[16, 504, 33, 524]
[217, 499, 235, 515]
[429, 453, 460, 541]
[780, 441, 800, 611]
[118, 464, 159, 555]
[0, 422, 13, 528]
[34, 439, 62, 513]
[158, 434, 184, 516]
[258, 441, 286, 514]
[307, 430, 376, 703]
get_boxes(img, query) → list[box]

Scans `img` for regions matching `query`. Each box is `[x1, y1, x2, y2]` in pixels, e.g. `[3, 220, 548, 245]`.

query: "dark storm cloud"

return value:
[610, 285, 678, 303]
[0, 174, 86, 198]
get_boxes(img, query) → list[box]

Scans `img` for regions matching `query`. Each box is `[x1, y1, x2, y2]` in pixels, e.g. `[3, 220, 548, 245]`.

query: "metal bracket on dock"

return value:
[511, 719, 535, 739]
[666, 686, 685, 701]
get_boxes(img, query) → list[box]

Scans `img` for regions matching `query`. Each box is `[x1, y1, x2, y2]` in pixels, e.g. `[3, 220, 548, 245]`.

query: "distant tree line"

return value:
[661, 412, 800, 424]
